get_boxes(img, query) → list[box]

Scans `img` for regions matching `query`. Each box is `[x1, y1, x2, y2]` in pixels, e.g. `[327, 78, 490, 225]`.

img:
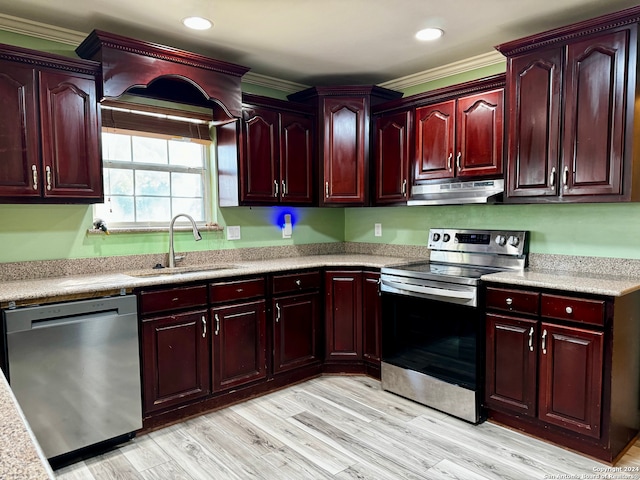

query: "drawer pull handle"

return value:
[528, 327, 534, 352]
[214, 314, 220, 335]
[201, 315, 206, 338]
[172, 297, 179, 302]
[565, 306, 573, 314]
[295, 279, 301, 287]
[275, 303, 281, 323]
[505, 297, 513, 306]
[542, 329, 548, 355]
[236, 288, 244, 293]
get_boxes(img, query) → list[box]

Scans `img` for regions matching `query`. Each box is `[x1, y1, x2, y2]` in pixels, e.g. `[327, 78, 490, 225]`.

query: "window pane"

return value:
[135, 170, 170, 196]
[94, 196, 135, 223]
[132, 136, 168, 165]
[169, 140, 204, 168]
[106, 168, 134, 195]
[136, 196, 171, 222]
[172, 198, 204, 221]
[172, 172, 203, 197]
[102, 132, 132, 161]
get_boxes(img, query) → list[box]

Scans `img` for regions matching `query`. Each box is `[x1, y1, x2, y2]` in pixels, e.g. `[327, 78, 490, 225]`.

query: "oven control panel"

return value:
[428, 228, 528, 256]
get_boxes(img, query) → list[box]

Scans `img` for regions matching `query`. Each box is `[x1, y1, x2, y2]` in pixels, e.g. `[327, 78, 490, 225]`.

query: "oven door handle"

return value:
[381, 279, 475, 300]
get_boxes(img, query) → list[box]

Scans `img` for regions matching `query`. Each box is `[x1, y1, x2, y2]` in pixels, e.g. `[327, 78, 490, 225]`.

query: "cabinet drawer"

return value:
[272, 270, 321, 295]
[486, 287, 539, 315]
[140, 284, 207, 315]
[210, 277, 265, 304]
[541, 294, 605, 327]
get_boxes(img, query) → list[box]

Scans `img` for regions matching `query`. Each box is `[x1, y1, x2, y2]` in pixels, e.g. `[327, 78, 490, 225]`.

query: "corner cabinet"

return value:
[0, 44, 102, 202]
[484, 284, 640, 462]
[289, 86, 402, 206]
[240, 94, 314, 205]
[497, 8, 640, 202]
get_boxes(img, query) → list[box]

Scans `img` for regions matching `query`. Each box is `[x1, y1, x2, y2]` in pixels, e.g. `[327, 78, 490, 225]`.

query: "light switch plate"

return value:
[226, 225, 241, 240]
[374, 223, 382, 237]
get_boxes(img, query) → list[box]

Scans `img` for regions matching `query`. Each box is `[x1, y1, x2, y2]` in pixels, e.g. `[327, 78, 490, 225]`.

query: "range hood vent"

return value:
[407, 179, 504, 206]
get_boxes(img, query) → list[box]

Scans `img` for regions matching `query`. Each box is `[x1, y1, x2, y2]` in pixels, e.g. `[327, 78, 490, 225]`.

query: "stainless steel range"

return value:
[380, 228, 528, 423]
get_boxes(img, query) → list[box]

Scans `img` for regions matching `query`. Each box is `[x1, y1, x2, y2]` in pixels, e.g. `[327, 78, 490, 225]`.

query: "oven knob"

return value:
[432, 233, 441, 241]
[508, 235, 520, 247]
[495, 235, 507, 246]
[442, 233, 450, 242]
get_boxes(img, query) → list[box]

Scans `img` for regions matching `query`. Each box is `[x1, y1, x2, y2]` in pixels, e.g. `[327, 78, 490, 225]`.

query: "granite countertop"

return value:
[482, 268, 640, 297]
[0, 254, 410, 307]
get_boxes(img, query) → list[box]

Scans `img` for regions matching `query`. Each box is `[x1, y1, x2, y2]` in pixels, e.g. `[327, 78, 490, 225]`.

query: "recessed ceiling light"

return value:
[415, 28, 444, 41]
[182, 16, 213, 30]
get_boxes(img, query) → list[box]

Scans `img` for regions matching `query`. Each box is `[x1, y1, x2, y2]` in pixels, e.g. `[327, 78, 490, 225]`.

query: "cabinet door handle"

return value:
[214, 313, 220, 335]
[281, 180, 286, 196]
[528, 327, 534, 352]
[447, 153, 452, 171]
[549, 167, 556, 188]
[402, 179, 407, 196]
[45, 165, 52, 191]
[377, 277, 382, 296]
[456, 152, 461, 171]
[541, 329, 548, 355]
[563, 166, 569, 189]
[31, 165, 38, 190]
[275, 303, 281, 323]
[325, 181, 329, 198]
[274, 180, 279, 197]
[201, 315, 207, 338]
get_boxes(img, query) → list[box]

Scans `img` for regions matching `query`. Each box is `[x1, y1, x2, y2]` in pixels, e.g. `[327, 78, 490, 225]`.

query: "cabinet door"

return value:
[141, 310, 210, 414]
[211, 300, 267, 391]
[562, 30, 628, 197]
[280, 111, 314, 204]
[322, 97, 367, 204]
[362, 272, 382, 364]
[374, 111, 411, 204]
[39, 70, 102, 199]
[485, 314, 538, 417]
[538, 322, 604, 438]
[273, 292, 320, 374]
[0, 62, 40, 197]
[456, 89, 504, 178]
[325, 271, 362, 361]
[414, 100, 455, 181]
[506, 48, 563, 198]
[241, 106, 279, 203]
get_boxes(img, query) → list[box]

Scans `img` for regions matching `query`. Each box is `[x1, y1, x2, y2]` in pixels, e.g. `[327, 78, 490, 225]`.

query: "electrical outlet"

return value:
[226, 225, 241, 240]
[374, 223, 382, 237]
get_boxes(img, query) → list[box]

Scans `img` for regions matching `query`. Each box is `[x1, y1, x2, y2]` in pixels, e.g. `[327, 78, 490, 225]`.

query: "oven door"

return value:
[380, 289, 484, 423]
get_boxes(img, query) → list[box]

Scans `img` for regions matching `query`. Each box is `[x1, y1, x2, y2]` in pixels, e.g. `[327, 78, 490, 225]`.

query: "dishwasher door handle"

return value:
[30, 311, 119, 331]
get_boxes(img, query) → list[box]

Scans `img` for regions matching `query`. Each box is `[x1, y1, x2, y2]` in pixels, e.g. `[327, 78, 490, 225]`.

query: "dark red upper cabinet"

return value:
[498, 7, 640, 202]
[239, 94, 314, 206]
[373, 110, 411, 204]
[0, 44, 102, 203]
[289, 86, 402, 206]
[414, 90, 503, 183]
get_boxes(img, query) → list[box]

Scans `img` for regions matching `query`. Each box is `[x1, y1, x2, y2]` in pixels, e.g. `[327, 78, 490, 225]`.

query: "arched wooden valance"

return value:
[75, 30, 249, 121]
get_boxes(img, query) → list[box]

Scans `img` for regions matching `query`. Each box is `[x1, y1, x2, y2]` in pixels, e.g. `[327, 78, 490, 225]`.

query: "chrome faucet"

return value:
[168, 213, 202, 268]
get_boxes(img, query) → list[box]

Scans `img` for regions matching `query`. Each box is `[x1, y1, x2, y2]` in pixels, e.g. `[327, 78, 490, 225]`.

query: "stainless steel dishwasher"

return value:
[3, 294, 142, 460]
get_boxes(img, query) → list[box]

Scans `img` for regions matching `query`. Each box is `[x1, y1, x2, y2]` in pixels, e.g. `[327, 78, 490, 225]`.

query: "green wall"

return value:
[344, 204, 640, 259]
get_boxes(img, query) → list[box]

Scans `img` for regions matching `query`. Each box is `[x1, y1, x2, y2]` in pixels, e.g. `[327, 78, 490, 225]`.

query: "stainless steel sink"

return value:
[126, 264, 240, 278]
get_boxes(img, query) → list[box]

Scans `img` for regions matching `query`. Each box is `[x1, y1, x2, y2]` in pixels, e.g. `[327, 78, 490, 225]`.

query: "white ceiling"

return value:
[0, 0, 639, 87]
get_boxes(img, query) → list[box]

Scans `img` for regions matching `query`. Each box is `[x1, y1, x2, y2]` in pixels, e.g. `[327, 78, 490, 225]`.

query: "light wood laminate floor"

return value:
[55, 375, 640, 479]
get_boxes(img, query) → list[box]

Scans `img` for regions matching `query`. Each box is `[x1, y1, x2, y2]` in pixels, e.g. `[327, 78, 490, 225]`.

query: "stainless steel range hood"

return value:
[407, 179, 504, 205]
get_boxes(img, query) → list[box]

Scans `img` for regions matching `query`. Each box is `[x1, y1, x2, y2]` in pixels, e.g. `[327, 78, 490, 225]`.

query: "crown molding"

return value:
[0, 14, 505, 94]
[379, 51, 506, 91]
[241, 71, 308, 94]
[0, 13, 86, 45]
